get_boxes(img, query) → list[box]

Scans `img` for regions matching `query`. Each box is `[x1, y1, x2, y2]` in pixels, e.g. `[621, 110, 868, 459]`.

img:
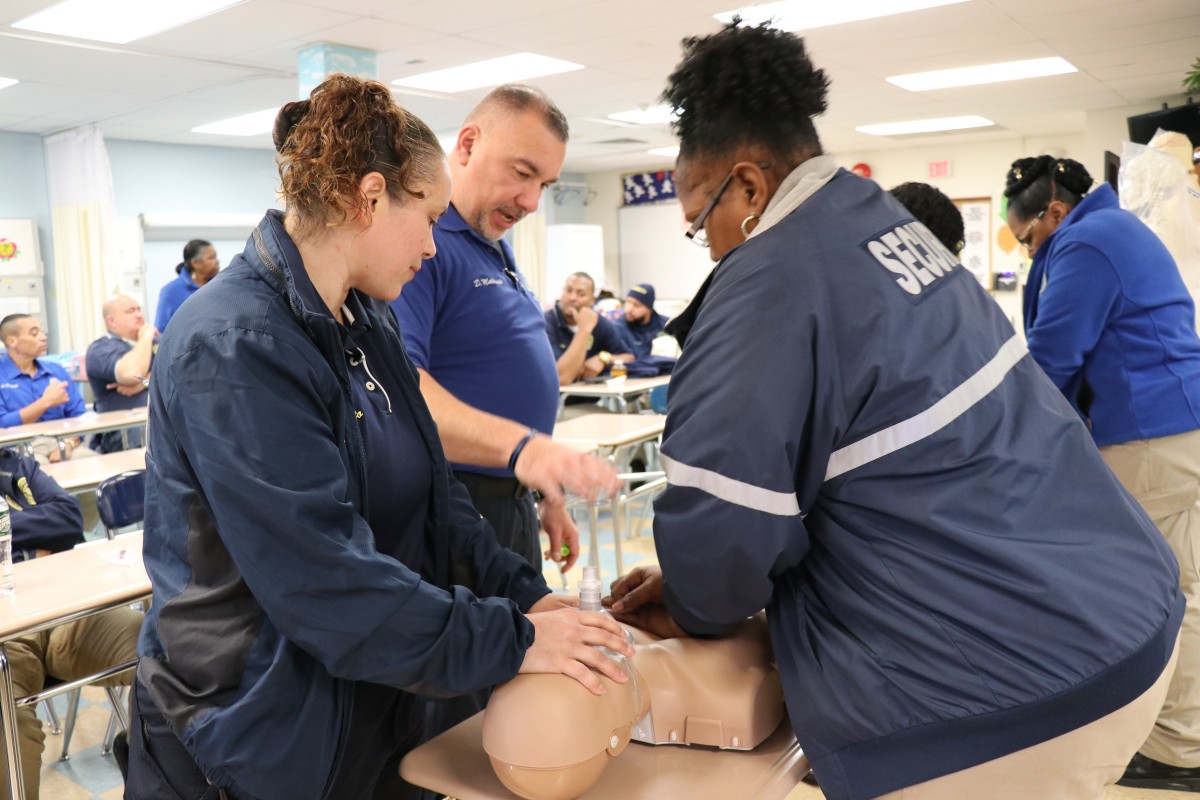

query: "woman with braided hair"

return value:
[1006, 154, 1200, 790]
[607, 20, 1183, 800]
[124, 73, 632, 800]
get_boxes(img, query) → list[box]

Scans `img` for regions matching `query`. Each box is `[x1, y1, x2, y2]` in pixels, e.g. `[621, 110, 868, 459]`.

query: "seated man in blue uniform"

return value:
[544, 272, 632, 385]
[612, 283, 670, 360]
[85, 295, 156, 453]
[0, 445, 142, 800]
[0, 314, 87, 460]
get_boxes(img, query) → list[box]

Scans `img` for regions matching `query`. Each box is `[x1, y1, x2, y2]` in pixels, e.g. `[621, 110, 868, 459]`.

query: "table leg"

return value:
[1, 643, 26, 800]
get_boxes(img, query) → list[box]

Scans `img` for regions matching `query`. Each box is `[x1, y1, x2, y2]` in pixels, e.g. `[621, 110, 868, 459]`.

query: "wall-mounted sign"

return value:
[623, 171, 676, 206]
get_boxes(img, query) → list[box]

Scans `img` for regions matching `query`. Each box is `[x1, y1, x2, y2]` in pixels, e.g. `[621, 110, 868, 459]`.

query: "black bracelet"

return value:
[507, 428, 539, 472]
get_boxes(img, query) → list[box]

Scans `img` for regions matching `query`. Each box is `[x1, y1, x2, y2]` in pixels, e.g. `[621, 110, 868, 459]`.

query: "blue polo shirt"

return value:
[391, 203, 559, 478]
[0, 354, 86, 428]
[544, 303, 628, 365]
[156, 270, 200, 332]
[84, 333, 155, 452]
[611, 311, 668, 360]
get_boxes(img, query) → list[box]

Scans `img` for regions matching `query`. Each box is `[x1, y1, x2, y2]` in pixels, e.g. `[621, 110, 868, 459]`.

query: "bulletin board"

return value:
[953, 197, 991, 290]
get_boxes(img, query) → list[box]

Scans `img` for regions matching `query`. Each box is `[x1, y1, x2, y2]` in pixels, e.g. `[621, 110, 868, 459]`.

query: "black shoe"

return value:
[1118, 752, 1200, 791]
[112, 729, 129, 779]
[801, 770, 820, 787]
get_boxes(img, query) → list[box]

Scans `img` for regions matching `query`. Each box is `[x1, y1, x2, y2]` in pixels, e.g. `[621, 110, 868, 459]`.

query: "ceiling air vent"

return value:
[594, 137, 648, 145]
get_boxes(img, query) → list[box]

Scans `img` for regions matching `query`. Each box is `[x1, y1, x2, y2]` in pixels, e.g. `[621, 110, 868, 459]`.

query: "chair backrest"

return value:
[95, 469, 147, 538]
[648, 384, 669, 415]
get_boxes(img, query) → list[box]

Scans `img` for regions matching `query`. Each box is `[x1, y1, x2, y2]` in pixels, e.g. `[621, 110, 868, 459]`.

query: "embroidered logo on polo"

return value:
[473, 277, 505, 288]
[862, 221, 962, 301]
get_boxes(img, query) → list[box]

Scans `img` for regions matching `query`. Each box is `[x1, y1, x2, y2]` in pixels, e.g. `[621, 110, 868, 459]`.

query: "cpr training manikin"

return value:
[482, 567, 786, 800]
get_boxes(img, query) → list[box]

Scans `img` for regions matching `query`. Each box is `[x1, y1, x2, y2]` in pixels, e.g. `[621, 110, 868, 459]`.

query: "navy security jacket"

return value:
[137, 211, 551, 800]
[0, 448, 83, 558]
[655, 165, 1183, 800]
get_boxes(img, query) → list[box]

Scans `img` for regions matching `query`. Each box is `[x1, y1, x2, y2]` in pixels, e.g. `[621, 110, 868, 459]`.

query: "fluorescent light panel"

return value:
[12, 0, 243, 44]
[0, 78, 18, 91]
[888, 57, 1076, 91]
[393, 53, 583, 94]
[856, 115, 993, 136]
[647, 146, 680, 157]
[609, 105, 675, 125]
[714, 0, 969, 31]
[192, 108, 277, 137]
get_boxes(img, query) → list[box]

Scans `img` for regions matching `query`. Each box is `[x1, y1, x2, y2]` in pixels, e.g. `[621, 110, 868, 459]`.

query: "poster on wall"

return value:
[953, 198, 991, 289]
[623, 170, 676, 206]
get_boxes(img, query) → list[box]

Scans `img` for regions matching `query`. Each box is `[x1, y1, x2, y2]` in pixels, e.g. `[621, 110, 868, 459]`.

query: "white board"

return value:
[617, 202, 715, 307]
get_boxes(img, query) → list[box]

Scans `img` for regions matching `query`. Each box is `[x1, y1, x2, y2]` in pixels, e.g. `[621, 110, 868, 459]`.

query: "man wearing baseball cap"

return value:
[613, 283, 670, 359]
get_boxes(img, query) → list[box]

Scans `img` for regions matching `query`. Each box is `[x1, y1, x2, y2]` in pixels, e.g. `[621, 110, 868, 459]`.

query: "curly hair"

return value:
[889, 183, 965, 256]
[273, 73, 444, 240]
[662, 19, 829, 169]
[1003, 155, 1093, 220]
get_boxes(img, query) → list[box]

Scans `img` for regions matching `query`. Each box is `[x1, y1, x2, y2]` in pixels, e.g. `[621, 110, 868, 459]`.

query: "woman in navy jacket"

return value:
[609, 21, 1182, 800]
[1006, 155, 1200, 790]
[126, 75, 632, 800]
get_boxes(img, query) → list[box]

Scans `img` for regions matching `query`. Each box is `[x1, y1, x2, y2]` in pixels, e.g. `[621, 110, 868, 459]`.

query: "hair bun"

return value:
[272, 100, 310, 153]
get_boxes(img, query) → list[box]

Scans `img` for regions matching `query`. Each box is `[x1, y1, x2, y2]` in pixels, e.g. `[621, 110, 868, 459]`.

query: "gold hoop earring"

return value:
[741, 214, 760, 239]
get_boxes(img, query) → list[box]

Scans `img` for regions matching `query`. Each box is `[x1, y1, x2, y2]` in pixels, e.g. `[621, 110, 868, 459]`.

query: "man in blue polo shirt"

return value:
[545, 272, 633, 385]
[612, 282, 670, 360]
[0, 314, 87, 459]
[85, 294, 157, 453]
[390, 84, 618, 572]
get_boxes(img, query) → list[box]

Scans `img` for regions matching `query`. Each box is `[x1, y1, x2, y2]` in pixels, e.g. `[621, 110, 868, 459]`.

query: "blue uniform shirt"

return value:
[612, 311, 668, 359]
[544, 303, 628, 363]
[0, 355, 86, 427]
[155, 270, 200, 332]
[391, 203, 559, 477]
[84, 333, 154, 452]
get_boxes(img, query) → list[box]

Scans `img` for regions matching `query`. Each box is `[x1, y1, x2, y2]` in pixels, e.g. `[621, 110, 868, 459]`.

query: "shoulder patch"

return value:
[862, 221, 962, 303]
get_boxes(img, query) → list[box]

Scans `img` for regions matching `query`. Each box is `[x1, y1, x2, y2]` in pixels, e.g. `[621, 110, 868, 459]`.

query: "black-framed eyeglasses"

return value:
[683, 162, 771, 247]
[684, 171, 735, 247]
[1015, 208, 1047, 250]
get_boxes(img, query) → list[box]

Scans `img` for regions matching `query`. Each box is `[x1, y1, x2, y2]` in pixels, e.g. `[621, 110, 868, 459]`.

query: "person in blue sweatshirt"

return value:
[607, 21, 1183, 800]
[1006, 154, 1200, 791]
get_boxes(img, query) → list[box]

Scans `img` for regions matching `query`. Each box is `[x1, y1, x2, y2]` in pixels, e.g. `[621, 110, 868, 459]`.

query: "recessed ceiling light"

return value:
[856, 116, 994, 136]
[609, 106, 675, 125]
[0, 78, 18, 91]
[714, 0, 969, 31]
[192, 108, 277, 137]
[648, 146, 680, 157]
[12, 0, 244, 45]
[888, 57, 1077, 91]
[393, 53, 583, 94]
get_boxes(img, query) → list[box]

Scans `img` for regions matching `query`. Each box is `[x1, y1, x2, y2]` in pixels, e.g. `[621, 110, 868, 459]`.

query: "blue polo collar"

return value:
[0, 354, 50, 381]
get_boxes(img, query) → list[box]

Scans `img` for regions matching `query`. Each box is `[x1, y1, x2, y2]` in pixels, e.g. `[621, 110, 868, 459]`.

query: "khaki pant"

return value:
[1, 606, 143, 800]
[1102, 428, 1200, 767]
[876, 637, 1179, 799]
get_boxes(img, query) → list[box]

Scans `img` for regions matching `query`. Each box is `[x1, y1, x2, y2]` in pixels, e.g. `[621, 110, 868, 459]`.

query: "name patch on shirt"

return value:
[473, 277, 505, 288]
[862, 221, 961, 301]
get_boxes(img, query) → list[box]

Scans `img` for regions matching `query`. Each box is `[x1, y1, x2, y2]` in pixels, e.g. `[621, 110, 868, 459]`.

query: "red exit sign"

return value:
[928, 160, 952, 179]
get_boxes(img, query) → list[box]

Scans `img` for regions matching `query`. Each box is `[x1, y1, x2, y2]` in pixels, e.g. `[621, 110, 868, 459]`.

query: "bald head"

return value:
[103, 295, 147, 340]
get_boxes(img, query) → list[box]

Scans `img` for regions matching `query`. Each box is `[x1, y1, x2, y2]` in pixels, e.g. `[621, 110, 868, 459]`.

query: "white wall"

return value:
[106, 139, 280, 324]
[0, 132, 59, 344]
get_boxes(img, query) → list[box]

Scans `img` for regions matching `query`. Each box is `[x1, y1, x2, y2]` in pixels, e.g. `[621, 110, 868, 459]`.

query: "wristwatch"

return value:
[597, 351, 612, 364]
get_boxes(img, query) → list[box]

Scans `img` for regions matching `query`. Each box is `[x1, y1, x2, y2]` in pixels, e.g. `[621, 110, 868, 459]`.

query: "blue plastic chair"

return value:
[95, 469, 147, 539]
[647, 384, 669, 415]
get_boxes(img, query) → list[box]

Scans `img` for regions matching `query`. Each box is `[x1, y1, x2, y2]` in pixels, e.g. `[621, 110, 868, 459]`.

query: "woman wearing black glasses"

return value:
[609, 20, 1184, 800]
[1005, 155, 1200, 790]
